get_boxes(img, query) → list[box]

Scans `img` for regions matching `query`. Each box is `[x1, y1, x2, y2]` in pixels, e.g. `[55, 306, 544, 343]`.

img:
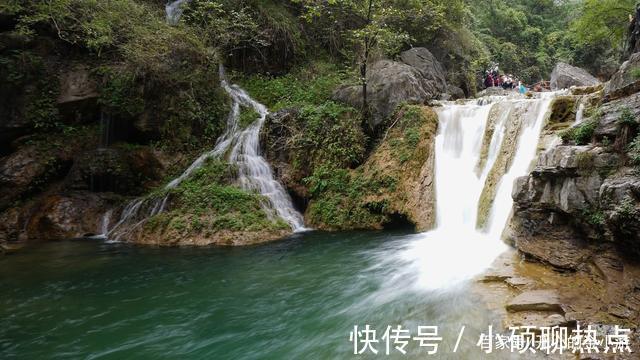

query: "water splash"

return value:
[370, 93, 557, 292]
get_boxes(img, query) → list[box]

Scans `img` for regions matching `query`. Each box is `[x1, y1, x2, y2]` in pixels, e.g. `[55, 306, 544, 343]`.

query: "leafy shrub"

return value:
[150, 158, 288, 234]
[629, 133, 640, 166]
[559, 119, 597, 145]
[239, 107, 260, 128]
[617, 107, 637, 128]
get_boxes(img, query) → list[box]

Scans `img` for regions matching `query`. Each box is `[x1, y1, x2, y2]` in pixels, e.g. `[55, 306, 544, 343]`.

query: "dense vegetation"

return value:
[145, 159, 289, 238]
[1, 0, 639, 236]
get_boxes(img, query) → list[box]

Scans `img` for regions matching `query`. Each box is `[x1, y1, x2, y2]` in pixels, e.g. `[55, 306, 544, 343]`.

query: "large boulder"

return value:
[0, 145, 73, 210]
[550, 63, 600, 90]
[604, 52, 640, 101]
[23, 192, 122, 240]
[398, 47, 448, 96]
[594, 92, 640, 140]
[333, 47, 447, 129]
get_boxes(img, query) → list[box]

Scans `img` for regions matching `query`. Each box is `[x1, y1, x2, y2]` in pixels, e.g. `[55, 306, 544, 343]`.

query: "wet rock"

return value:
[475, 88, 513, 98]
[0, 145, 72, 210]
[505, 312, 568, 328]
[260, 108, 309, 203]
[506, 290, 564, 313]
[0, 207, 21, 244]
[550, 63, 600, 90]
[66, 147, 165, 195]
[515, 229, 593, 270]
[57, 67, 98, 105]
[24, 191, 121, 240]
[446, 85, 465, 100]
[599, 172, 640, 256]
[57, 66, 99, 125]
[604, 53, 640, 101]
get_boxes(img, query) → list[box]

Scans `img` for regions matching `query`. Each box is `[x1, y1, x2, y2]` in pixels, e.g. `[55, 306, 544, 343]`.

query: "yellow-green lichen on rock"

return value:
[476, 103, 528, 229]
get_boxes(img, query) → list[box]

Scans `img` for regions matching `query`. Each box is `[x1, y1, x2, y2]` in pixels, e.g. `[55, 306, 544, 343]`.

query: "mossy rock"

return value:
[549, 96, 577, 125]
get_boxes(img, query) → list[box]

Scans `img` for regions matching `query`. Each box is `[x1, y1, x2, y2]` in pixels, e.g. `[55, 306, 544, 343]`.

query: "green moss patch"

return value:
[145, 159, 289, 238]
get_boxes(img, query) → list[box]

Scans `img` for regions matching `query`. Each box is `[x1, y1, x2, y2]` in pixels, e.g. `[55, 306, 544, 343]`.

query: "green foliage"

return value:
[296, 102, 367, 169]
[390, 105, 432, 164]
[150, 158, 289, 234]
[582, 206, 605, 228]
[560, 119, 597, 145]
[239, 107, 260, 128]
[240, 60, 354, 110]
[629, 132, 640, 166]
[617, 107, 637, 129]
[470, 0, 577, 82]
[303, 165, 397, 229]
[243, 60, 365, 172]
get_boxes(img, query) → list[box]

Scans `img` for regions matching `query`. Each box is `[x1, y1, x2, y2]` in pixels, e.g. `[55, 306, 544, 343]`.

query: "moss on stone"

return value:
[142, 158, 290, 244]
[305, 105, 438, 231]
[476, 103, 504, 175]
[548, 96, 577, 125]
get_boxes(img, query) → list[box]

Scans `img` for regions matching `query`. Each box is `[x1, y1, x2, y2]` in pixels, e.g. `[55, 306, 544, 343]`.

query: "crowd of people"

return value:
[483, 63, 527, 94]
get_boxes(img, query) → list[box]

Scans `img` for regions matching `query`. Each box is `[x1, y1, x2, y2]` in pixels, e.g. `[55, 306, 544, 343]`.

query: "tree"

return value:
[570, 0, 636, 53]
[295, 0, 409, 128]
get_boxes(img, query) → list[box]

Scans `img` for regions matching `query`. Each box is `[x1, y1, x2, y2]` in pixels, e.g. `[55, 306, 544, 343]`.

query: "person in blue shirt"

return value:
[518, 81, 527, 94]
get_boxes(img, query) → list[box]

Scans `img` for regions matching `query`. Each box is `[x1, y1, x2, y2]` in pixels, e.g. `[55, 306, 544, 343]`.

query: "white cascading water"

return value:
[100, 3, 305, 239]
[369, 93, 557, 295]
[166, 0, 189, 25]
[105, 67, 305, 239]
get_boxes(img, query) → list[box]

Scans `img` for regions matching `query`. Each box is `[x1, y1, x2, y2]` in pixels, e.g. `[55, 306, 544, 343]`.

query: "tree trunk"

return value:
[361, 0, 374, 131]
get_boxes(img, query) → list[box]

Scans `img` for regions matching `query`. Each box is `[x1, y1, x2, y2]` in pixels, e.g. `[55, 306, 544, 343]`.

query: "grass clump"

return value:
[559, 118, 597, 145]
[147, 158, 289, 235]
[239, 60, 354, 111]
[303, 165, 398, 230]
[629, 133, 640, 166]
[239, 107, 260, 128]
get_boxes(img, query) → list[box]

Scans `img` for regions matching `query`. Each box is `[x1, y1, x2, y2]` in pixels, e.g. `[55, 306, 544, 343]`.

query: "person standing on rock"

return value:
[518, 81, 527, 94]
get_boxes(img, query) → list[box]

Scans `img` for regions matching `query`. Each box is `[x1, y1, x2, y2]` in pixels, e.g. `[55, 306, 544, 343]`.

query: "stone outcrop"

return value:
[398, 47, 448, 97]
[0, 144, 74, 211]
[604, 52, 640, 101]
[510, 62, 640, 265]
[550, 62, 600, 90]
[333, 47, 447, 129]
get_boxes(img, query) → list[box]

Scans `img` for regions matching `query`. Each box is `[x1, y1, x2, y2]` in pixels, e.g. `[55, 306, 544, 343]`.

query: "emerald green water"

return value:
[1, 231, 512, 359]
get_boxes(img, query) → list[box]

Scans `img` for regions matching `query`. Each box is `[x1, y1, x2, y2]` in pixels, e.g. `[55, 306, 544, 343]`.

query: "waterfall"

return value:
[103, 66, 304, 240]
[374, 93, 557, 292]
[166, 0, 189, 25]
[573, 102, 585, 126]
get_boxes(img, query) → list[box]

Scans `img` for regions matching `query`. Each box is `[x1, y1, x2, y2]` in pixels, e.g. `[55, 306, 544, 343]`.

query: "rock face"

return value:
[23, 192, 121, 240]
[510, 71, 640, 265]
[333, 47, 447, 129]
[0, 145, 73, 211]
[398, 47, 448, 97]
[625, 5, 640, 59]
[550, 62, 600, 90]
[604, 52, 640, 101]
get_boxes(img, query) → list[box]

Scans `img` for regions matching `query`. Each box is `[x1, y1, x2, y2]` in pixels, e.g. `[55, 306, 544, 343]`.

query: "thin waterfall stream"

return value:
[104, 67, 304, 239]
